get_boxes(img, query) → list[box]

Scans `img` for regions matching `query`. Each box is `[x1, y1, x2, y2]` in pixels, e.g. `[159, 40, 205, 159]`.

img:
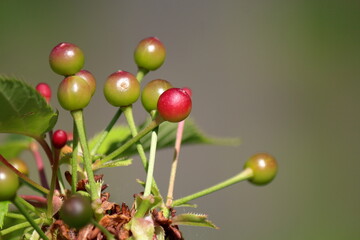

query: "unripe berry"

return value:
[9, 158, 29, 176]
[157, 88, 192, 122]
[49, 42, 84, 76]
[59, 194, 93, 229]
[75, 70, 96, 96]
[0, 165, 19, 201]
[35, 83, 52, 103]
[57, 76, 92, 111]
[141, 79, 173, 112]
[52, 130, 68, 149]
[134, 37, 166, 71]
[103, 70, 140, 107]
[244, 153, 278, 186]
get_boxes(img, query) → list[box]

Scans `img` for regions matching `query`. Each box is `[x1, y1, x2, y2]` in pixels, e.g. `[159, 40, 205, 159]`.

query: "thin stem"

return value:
[29, 142, 49, 189]
[95, 116, 164, 168]
[71, 110, 98, 201]
[35, 137, 54, 165]
[47, 148, 60, 217]
[12, 196, 49, 240]
[0, 155, 49, 195]
[166, 120, 185, 207]
[90, 219, 115, 240]
[17, 196, 38, 213]
[90, 108, 122, 155]
[5, 212, 26, 220]
[136, 67, 149, 84]
[172, 168, 254, 207]
[72, 120, 79, 193]
[144, 127, 158, 196]
[0, 217, 42, 236]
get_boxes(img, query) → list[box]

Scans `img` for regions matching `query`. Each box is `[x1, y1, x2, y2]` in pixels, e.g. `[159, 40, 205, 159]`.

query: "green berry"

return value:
[244, 153, 278, 186]
[103, 70, 140, 107]
[134, 37, 166, 71]
[59, 194, 93, 229]
[0, 165, 19, 201]
[49, 42, 85, 76]
[141, 79, 173, 112]
[9, 158, 29, 177]
[157, 88, 192, 122]
[75, 70, 96, 96]
[57, 76, 92, 111]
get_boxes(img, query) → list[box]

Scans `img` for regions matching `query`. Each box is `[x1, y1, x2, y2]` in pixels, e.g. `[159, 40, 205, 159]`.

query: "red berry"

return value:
[52, 130, 68, 149]
[157, 88, 192, 122]
[75, 70, 96, 96]
[35, 83, 52, 103]
[244, 153, 278, 186]
[134, 37, 166, 71]
[49, 42, 84, 76]
[141, 79, 173, 112]
[103, 70, 140, 107]
[57, 76, 92, 111]
[181, 87, 192, 97]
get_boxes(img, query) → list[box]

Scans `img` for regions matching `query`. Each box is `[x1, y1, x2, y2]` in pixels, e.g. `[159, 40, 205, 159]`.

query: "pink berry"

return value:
[181, 87, 192, 97]
[157, 88, 192, 122]
[52, 130, 68, 149]
[36, 83, 52, 103]
[49, 42, 84, 76]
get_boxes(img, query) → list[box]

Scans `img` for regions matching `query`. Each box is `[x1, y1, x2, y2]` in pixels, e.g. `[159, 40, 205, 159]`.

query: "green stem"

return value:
[5, 212, 26, 220]
[0, 155, 49, 195]
[17, 196, 38, 214]
[72, 120, 79, 193]
[136, 67, 149, 83]
[71, 110, 99, 201]
[90, 219, 115, 240]
[172, 168, 254, 207]
[144, 127, 158, 196]
[90, 108, 122, 155]
[94, 116, 164, 168]
[47, 148, 60, 217]
[0, 217, 42, 236]
[12, 196, 49, 240]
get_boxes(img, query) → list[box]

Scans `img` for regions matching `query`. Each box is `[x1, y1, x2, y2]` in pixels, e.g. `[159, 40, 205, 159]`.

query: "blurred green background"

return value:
[1, 0, 359, 239]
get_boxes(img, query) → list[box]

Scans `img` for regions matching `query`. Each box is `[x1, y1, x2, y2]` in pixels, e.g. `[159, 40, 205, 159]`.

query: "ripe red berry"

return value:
[103, 70, 140, 107]
[181, 87, 192, 97]
[75, 70, 96, 96]
[35, 83, 52, 103]
[244, 153, 278, 186]
[52, 130, 68, 149]
[57, 76, 92, 111]
[134, 37, 166, 71]
[141, 79, 173, 113]
[49, 42, 84, 76]
[157, 88, 192, 122]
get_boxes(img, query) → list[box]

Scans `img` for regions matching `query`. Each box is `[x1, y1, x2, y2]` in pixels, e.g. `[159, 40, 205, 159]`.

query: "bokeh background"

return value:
[1, 0, 360, 239]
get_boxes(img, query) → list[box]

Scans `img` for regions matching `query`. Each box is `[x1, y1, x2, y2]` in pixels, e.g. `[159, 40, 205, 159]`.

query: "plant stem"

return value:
[90, 108, 122, 155]
[90, 219, 115, 240]
[144, 127, 158, 196]
[0, 155, 49, 195]
[71, 110, 99, 201]
[136, 67, 149, 84]
[17, 196, 39, 213]
[0, 217, 42, 236]
[35, 137, 54, 166]
[166, 120, 185, 207]
[12, 196, 49, 240]
[172, 168, 254, 207]
[72, 120, 79, 193]
[95, 116, 164, 167]
[29, 142, 49, 189]
[5, 212, 26, 220]
[47, 148, 60, 217]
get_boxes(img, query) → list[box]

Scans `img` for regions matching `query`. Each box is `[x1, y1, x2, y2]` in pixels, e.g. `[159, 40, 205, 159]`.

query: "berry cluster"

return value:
[0, 37, 278, 240]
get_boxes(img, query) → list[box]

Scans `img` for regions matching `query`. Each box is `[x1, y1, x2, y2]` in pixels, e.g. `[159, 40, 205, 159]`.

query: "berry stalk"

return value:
[72, 121, 79, 193]
[143, 127, 159, 196]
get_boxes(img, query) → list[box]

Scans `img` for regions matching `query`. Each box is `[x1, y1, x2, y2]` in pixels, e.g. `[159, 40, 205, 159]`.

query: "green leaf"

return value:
[0, 77, 58, 137]
[0, 201, 10, 228]
[92, 158, 132, 170]
[172, 213, 218, 229]
[89, 118, 240, 159]
[0, 134, 32, 159]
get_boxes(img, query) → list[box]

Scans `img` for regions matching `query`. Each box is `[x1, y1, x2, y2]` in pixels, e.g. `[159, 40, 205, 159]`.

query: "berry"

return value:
[244, 153, 278, 186]
[9, 158, 29, 176]
[181, 87, 192, 97]
[157, 88, 192, 122]
[141, 79, 173, 112]
[35, 83, 52, 103]
[0, 165, 19, 201]
[57, 76, 92, 111]
[134, 37, 166, 71]
[59, 194, 93, 229]
[103, 70, 140, 107]
[52, 130, 68, 149]
[49, 42, 84, 76]
[75, 70, 96, 96]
